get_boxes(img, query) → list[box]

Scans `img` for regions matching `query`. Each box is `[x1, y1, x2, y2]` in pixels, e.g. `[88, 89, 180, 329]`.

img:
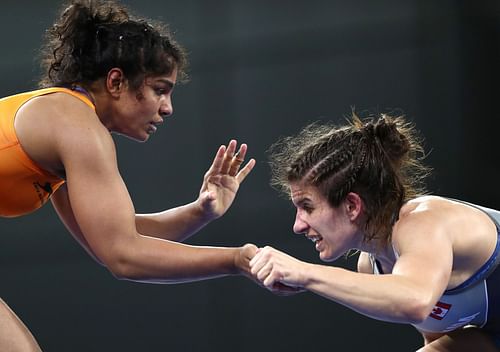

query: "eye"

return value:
[155, 87, 168, 96]
[302, 204, 314, 214]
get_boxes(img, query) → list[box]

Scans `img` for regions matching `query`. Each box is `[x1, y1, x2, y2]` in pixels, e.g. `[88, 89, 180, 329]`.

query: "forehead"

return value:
[145, 69, 178, 85]
[290, 182, 322, 203]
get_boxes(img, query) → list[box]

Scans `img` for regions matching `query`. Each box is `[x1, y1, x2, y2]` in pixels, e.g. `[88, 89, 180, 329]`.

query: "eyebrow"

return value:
[293, 196, 311, 207]
[154, 78, 175, 89]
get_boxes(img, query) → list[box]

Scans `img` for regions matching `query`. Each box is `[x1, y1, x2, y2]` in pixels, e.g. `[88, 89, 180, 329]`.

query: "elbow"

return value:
[405, 307, 431, 324]
[95, 236, 149, 281]
[101, 249, 141, 281]
[106, 257, 142, 281]
[107, 260, 132, 280]
[397, 293, 434, 324]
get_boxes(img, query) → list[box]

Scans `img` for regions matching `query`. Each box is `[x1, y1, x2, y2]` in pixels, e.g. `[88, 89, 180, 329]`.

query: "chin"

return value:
[138, 134, 150, 143]
[319, 251, 342, 262]
[116, 131, 150, 143]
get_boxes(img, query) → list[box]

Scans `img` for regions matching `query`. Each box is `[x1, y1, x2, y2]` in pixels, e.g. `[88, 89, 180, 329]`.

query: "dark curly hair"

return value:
[269, 111, 431, 246]
[39, 0, 188, 90]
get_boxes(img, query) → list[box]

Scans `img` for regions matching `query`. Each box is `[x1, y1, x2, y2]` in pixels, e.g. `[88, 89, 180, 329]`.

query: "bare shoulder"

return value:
[15, 92, 114, 175]
[393, 195, 496, 276]
[18, 91, 106, 138]
[400, 195, 493, 228]
[401, 195, 455, 214]
[391, 196, 455, 253]
[397, 196, 449, 226]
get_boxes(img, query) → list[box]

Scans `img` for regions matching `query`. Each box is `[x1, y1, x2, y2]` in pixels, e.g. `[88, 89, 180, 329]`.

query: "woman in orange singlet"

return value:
[0, 1, 258, 350]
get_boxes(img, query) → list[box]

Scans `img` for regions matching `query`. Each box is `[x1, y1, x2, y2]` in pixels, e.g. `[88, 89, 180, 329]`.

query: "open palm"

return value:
[197, 140, 255, 220]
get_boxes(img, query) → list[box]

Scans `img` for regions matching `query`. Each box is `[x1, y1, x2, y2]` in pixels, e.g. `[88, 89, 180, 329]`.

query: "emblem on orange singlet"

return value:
[33, 181, 54, 203]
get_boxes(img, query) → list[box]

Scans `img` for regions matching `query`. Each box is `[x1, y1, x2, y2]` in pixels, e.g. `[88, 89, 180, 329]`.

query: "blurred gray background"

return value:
[1, 0, 500, 351]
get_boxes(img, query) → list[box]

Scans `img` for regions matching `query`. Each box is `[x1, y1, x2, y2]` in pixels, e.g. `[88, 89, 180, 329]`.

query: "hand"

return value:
[236, 244, 303, 296]
[234, 243, 259, 277]
[197, 140, 255, 221]
[249, 246, 307, 293]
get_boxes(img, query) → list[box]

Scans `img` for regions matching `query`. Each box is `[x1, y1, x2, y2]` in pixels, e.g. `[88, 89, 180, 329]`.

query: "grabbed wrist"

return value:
[233, 243, 258, 276]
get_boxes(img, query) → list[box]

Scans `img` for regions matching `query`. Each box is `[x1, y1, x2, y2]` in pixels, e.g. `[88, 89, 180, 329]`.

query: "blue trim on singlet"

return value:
[446, 229, 500, 294]
[372, 199, 500, 341]
[64, 85, 95, 106]
[71, 85, 88, 95]
[373, 229, 500, 288]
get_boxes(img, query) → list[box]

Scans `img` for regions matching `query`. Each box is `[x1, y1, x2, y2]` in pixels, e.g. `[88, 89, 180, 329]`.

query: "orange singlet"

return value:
[0, 87, 95, 217]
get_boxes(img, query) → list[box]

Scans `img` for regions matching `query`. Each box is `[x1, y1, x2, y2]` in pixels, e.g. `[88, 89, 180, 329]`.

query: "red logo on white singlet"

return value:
[430, 301, 452, 320]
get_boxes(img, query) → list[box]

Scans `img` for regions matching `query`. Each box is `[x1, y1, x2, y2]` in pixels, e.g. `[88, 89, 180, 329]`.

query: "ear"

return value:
[344, 192, 363, 221]
[105, 68, 126, 97]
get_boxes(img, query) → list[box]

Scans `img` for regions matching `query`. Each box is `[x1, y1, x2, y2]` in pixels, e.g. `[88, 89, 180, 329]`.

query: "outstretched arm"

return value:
[135, 140, 255, 242]
[250, 214, 453, 324]
[51, 107, 256, 284]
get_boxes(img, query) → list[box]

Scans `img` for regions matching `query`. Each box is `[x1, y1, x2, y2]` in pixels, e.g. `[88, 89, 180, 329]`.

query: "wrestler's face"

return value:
[112, 69, 177, 142]
[290, 182, 360, 261]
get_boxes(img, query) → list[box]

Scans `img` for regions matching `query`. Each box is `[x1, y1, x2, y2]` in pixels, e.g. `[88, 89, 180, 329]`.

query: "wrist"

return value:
[190, 199, 215, 225]
[231, 247, 243, 275]
[301, 262, 320, 290]
[232, 243, 257, 277]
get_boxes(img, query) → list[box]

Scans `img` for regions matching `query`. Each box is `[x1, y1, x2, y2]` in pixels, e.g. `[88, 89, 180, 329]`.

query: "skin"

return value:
[3, 66, 257, 350]
[250, 182, 499, 351]
[0, 299, 42, 352]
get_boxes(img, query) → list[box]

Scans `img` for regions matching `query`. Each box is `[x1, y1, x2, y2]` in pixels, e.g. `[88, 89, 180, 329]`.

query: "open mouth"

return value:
[147, 123, 158, 134]
[306, 234, 323, 249]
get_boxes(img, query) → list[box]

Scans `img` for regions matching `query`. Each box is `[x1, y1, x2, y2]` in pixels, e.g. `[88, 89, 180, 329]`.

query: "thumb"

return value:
[203, 190, 216, 201]
[199, 190, 216, 208]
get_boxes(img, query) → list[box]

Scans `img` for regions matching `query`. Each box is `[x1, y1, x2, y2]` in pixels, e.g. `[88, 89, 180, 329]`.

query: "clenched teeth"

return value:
[306, 235, 321, 243]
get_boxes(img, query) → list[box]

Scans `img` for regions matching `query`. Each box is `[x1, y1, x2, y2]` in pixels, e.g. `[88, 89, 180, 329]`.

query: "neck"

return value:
[70, 84, 96, 106]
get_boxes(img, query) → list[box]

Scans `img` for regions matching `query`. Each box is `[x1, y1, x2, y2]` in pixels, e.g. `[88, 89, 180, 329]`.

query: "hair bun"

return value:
[373, 115, 410, 162]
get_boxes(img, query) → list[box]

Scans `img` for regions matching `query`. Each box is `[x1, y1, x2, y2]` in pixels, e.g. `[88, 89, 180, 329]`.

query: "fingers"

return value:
[241, 243, 258, 259]
[249, 247, 305, 296]
[250, 246, 279, 289]
[220, 140, 238, 174]
[208, 139, 255, 179]
[236, 158, 256, 183]
[228, 143, 247, 176]
[206, 145, 227, 175]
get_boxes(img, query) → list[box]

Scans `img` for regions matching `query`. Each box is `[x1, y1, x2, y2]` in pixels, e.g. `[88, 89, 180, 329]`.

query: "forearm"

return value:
[304, 264, 429, 324]
[135, 201, 210, 242]
[109, 234, 241, 284]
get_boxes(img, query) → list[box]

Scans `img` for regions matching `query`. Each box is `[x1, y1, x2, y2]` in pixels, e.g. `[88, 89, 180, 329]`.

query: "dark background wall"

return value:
[1, 1, 499, 351]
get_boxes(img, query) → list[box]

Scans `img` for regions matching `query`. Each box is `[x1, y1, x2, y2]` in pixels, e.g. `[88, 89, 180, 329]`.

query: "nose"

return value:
[159, 96, 173, 118]
[293, 209, 309, 234]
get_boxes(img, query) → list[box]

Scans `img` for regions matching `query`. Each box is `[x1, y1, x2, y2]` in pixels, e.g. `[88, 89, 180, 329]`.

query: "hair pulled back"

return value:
[269, 112, 431, 245]
[39, 0, 187, 89]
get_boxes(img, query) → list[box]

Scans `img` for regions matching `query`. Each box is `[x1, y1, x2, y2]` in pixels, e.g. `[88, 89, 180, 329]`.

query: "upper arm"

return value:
[391, 212, 453, 305]
[51, 184, 104, 265]
[54, 112, 137, 267]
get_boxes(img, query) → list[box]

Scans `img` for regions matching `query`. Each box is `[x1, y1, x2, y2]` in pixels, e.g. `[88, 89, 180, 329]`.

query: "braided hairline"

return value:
[269, 112, 430, 251]
[307, 132, 368, 205]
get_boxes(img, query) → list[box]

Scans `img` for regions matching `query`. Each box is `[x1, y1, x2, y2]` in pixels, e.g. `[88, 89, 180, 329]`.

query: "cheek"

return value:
[143, 99, 160, 115]
[130, 104, 155, 121]
[131, 92, 157, 114]
[319, 221, 342, 243]
[318, 216, 335, 232]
